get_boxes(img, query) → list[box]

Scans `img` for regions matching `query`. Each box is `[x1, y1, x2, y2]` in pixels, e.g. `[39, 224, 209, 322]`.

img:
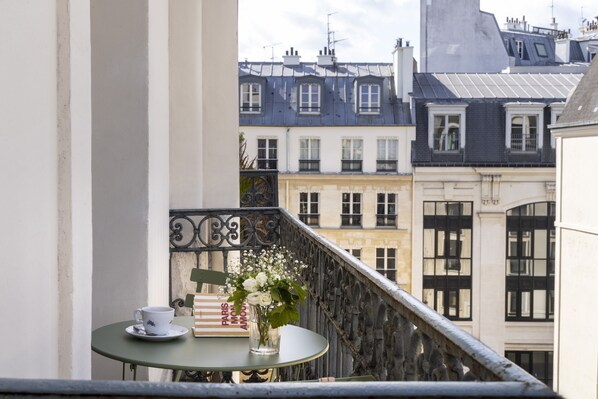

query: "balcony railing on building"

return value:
[167, 205, 556, 397]
[299, 159, 320, 172]
[341, 160, 362, 172]
[376, 159, 397, 172]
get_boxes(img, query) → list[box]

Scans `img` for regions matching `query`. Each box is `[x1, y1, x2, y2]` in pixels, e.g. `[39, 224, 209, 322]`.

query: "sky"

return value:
[238, 0, 595, 63]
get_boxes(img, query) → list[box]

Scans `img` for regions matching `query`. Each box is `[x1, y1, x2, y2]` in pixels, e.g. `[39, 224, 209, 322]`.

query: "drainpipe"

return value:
[285, 127, 290, 210]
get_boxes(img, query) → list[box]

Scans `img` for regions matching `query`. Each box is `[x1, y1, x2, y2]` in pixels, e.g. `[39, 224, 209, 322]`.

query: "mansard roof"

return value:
[412, 73, 582, 100]
[238, 62, 411, 127]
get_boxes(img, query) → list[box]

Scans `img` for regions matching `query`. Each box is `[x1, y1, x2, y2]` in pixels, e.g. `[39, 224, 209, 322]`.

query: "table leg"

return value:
[173, 370, 183, 382]
[131, 364, 137, 381]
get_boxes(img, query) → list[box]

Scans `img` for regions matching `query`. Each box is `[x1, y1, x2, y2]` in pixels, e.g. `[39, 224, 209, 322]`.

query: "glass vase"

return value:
[248, 304, 281, 355]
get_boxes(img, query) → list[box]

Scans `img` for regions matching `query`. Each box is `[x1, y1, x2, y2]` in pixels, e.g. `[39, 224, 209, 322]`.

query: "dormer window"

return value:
[515, 39, 527, 60]
[240, 82, 261, 113]
[534, 43, 548, 58]
[299, 83, 321, 114]
[426, 104, 467, 152]
[504, 103, 545, 153]
[359, 83, 380, 114]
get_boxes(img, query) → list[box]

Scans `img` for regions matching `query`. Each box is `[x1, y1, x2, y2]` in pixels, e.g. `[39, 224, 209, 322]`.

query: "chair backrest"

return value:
[184, 268, 229, 308]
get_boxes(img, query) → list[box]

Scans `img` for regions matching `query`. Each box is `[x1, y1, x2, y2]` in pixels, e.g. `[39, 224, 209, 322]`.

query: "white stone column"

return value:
[91, 0, 169, 380]
[476, 211, 506, 354]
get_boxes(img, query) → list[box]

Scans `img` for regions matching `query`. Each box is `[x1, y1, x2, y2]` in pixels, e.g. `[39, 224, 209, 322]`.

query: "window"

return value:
[515, 39, 526, 59]
[427, 104, 467, 152]
[299, 192, 319, 226]
[511, 115, 537, 151]
[376, 248, 396, 281]
[341, 139, 363, 172]
[377, 138, 398, 172]
[346, 248, 361, 260]
[240, 82, 261, 113]
[506, 351, 553, 388]
[505, 103, 545, 152]
[506, 202, 555, 321]
[257, 138, 277, 169]
[341, 193, 361, 227]
[358, 84, 380, 114]
[534, 43, 548, 57]
[299, 138, 320, 171]
[376, 193, 397, 227]
[423, 201, 473, 320]
[299, 83, 321, 114]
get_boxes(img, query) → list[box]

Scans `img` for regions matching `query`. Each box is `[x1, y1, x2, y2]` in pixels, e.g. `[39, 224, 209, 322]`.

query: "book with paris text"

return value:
[193, 293, 249, 337]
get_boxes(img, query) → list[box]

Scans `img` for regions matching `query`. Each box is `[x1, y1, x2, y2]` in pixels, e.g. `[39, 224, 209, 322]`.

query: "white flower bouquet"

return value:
[226, 246, 307, 351]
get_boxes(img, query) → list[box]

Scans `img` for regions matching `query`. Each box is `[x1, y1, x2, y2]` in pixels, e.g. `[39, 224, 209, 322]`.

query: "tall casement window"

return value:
[341, 138, 363, 172]
[505, 351, 553, 388]
[376, 193, 397, 227]
[299, 83, 321, 114]
[376, 248, 396, 281]
[299, 138, 320, 172]
[511, 115, 538, 151]
[427, 104, 467, 152]
[423, 201, 473, 320]
[299, 192, 319, 226]
[240, 82, 261, 113]
[506, 202, 555, 321]
[505, 103, 544, 153]
[257, 138, 277, 169]
[341, 193, 361, 227]
[377, 138, 398, 172]
[358, 84, 380, 114]
[515, 39, 526, 59]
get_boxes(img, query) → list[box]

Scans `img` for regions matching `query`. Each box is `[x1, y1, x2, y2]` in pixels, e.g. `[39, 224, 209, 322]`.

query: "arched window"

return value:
[505, 202, 555, 321]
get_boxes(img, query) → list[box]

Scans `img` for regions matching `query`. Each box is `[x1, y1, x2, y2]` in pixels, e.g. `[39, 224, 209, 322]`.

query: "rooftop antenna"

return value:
[550, 0, 554, 20]
[327, 12, 337, 50]
[262, 42, 281, 61]
[330, 31, 348, 54]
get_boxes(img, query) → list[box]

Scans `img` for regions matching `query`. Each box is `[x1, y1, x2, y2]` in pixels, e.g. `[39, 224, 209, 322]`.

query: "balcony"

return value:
[165, 204, 558, 397]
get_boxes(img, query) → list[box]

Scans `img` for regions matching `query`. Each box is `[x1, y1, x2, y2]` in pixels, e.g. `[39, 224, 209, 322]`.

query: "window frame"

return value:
[505, 202, 556, 322]
[358, 83, 381, 114]
[299, 192, 320, 227]
[240, 82, 262, 114]
[376, 193, 397, 227]
[423, 201, 473, 321]
[504, 103, 545, 153]
[376, 247, 397, 281]
[515, 39, 525, 59]
[341, 192, 362, 228]
[341, 138, 363, 172]
[256, 138, 278, 170]
[299, 83, 321, 114]
[376, 138, 398, 172]
[505, 351, 553, 388]
[534, 42, 548, 58]
[298, 138, 320, 172]
[426, 104, 467, 152]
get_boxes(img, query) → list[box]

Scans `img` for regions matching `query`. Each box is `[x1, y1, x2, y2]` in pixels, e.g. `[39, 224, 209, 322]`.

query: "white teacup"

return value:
[133, 306, 174, 336]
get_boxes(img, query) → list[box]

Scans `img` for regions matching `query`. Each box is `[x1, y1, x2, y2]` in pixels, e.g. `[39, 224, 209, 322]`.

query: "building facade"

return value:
[552, 58, 598, 399]
[240, 44, 416, 290]
[410, 72, 581, 387]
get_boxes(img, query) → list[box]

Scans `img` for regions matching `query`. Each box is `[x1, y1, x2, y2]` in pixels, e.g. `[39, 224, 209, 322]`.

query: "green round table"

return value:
[92, 316, 328, 381]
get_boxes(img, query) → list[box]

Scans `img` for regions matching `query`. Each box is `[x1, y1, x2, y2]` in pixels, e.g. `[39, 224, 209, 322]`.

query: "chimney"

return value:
[283, 47, 301, 66]
[393, 39, 414, 103]
[317, 47, 335, 67]
[550, 17, 558, 31]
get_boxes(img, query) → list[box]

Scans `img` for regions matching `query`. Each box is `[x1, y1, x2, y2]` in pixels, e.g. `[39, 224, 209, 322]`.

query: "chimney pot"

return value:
[406, 40, 410, 47]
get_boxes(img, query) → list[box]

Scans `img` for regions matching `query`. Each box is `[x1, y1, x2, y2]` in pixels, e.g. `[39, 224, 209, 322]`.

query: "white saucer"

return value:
[126, 324, 188, 341]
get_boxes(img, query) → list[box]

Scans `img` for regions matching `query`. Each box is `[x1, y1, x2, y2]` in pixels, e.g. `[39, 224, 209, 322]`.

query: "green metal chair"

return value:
[183, 268, 229, 309]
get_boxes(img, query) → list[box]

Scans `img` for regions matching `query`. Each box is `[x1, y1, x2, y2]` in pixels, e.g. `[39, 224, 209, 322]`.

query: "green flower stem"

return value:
[252, 305, 271, 348]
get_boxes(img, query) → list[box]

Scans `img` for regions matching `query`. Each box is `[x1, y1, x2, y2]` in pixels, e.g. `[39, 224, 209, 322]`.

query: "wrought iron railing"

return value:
[167, 207, 557, 396]
[240, 170, 278, 207]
